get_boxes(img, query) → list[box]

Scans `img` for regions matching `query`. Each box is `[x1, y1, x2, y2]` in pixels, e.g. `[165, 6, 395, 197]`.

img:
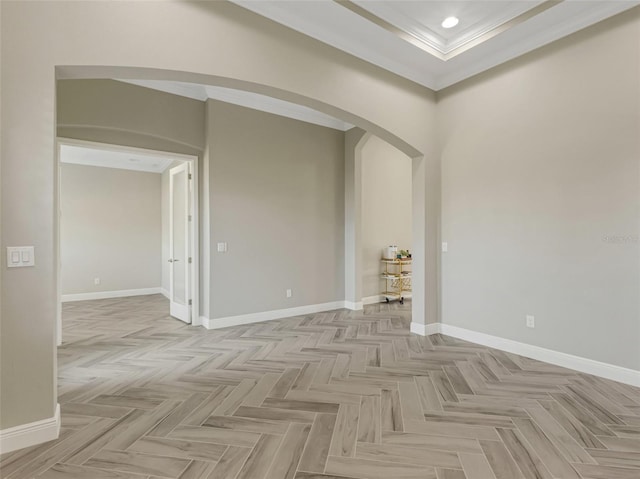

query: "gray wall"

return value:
[61, 164, 161, 295]
[207, 100, 346, 319]
[361, 136, 412, 298]
[438, 10, 640, 370]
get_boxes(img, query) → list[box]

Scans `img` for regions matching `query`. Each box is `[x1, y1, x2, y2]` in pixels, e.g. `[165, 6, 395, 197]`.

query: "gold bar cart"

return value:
[381, 258, 412, 304]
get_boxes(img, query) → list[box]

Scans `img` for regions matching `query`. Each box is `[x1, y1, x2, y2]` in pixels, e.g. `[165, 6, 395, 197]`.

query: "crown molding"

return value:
[436, 0, 640, 89]
[232, 0, 640, 91]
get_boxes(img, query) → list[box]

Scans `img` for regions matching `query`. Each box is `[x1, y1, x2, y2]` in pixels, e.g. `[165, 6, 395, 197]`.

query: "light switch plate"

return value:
[7, 246, 35, 267]
[217, 242, 227, 253]
[442, 242, 448, 253]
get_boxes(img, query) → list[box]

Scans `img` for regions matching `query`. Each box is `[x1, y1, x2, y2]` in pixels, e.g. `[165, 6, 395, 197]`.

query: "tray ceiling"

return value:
[231, 0, 639, 90]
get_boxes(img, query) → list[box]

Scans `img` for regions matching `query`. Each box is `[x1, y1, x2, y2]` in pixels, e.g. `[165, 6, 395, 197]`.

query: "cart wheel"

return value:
[385, 297, 390, 303]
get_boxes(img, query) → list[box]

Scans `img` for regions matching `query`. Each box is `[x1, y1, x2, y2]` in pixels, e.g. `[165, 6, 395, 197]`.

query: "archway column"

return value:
[344, 128, 367, 310]
[410, 154, 440, 334]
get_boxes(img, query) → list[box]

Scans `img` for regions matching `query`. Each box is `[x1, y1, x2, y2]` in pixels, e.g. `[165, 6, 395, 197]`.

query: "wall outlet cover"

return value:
[526, 315, 535, 328]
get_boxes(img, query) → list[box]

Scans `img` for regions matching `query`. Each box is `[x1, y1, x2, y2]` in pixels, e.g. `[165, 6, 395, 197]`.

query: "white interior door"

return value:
[169, 162, 191, 323]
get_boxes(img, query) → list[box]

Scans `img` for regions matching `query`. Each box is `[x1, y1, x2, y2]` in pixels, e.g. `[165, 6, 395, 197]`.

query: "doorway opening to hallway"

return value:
[56, 139, 200, 345]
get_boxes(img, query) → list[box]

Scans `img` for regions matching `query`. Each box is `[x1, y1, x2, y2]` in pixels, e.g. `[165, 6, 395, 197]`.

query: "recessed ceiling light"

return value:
[441, 16, 459, 29]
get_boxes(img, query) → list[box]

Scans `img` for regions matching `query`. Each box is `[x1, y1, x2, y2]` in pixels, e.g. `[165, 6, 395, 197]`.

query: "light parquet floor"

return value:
[2, 294, 640, 479]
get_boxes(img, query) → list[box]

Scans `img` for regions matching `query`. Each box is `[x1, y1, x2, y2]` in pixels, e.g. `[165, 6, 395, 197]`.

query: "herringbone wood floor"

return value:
[1, 295, 639, 479]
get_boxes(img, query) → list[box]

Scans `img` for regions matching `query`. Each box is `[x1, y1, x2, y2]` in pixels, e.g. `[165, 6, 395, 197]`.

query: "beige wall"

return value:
[61, 164, 161, 295]
[438, 10, 640, 370]
[1, 0, 431, 431]
[361, 136, 412, 298]
[207, 100, 345, 318]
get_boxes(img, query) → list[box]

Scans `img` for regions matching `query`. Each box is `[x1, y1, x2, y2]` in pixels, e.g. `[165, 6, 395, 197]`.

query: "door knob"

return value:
[168, 259, 180, 263]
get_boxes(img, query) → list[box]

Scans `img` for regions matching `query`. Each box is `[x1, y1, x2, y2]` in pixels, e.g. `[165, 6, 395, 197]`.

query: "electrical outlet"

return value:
[526, 315, 535, 328]
[442, 242, 448, 253]
[286, 289, 292, 298]
[94, 277, 101, 285]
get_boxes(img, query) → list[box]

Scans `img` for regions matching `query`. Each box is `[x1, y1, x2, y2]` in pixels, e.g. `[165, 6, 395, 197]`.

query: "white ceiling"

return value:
[231, 0, 640, 90]
[60, 143, 176, 173]
[340, 0, 548, 55]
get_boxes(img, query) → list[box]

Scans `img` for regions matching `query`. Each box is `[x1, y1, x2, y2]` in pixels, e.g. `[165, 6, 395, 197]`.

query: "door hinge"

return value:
[188, 173, 192, 180]
[188, 215, 192, 222]
[188, 257, 192, 264]
[188, 299, 192, 306]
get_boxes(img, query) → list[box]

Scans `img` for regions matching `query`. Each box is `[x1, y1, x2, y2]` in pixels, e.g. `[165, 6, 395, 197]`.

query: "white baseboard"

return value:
[61, 287, 162, 302]
[410, 322, 425, 335]
[410, 321, 439, 336]
[344, 301, 363, 311]
[160, 288, 170, 299]
[411, 322, 640, 387]
[0, 404, 60, 454]
[202, 301, 347, 330]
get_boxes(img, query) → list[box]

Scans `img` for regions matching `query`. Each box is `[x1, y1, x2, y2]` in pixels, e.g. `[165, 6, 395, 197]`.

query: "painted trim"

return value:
[410, 322, 426, 336]
[202, 301, 347, 330]
[410, 321, 439, 336]
[336, 0, 560, 59]
[160, 288, 170, 299]
[61, 287, 162, 302]
[344, 301, 363, 311]
[234, 0, 638, 91]
[0, 404, 60, 454]
[411, 322, 640, 387]
[188, 155, 201, 329]
[435, 1, 639, 89]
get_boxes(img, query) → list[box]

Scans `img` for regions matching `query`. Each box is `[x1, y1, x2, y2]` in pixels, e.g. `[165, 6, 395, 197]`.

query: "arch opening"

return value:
[55, 66, 430, 332]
